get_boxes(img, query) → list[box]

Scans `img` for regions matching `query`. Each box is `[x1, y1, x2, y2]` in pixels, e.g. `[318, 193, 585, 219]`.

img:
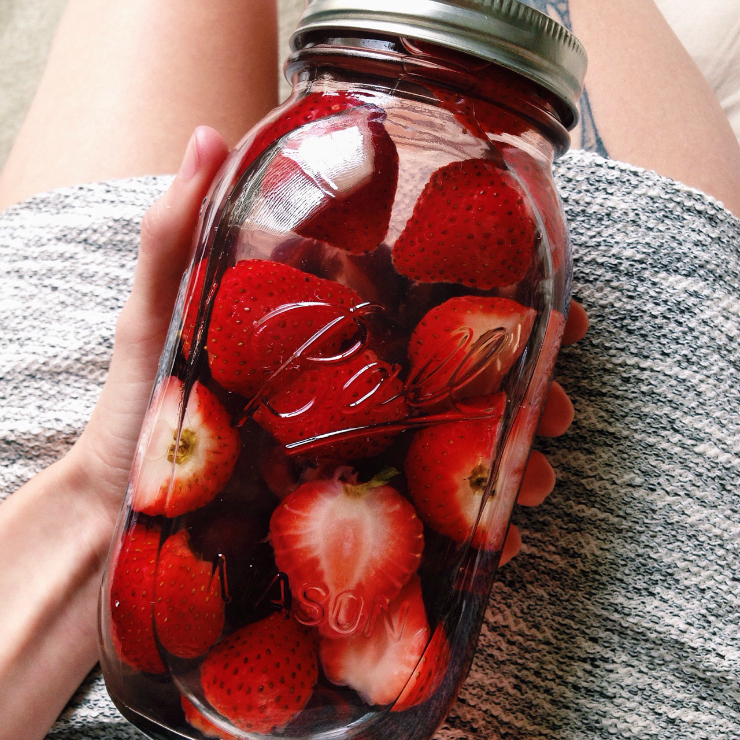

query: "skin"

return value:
[0, 0, 737, 736]
[525, 0, 740, 217]
[0, 0, 278, 209]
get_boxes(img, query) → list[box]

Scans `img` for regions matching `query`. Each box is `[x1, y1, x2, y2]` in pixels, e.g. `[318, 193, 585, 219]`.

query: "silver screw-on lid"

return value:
[291, 0, 587, 127]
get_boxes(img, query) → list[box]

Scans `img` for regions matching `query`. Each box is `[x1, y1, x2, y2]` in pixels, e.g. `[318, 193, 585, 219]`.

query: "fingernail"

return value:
[178, 129, 201, 182]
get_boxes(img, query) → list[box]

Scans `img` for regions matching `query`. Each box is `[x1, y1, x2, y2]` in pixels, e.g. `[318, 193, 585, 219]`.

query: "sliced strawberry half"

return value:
[258, 105, 399, 255]
[154, 530, 225, 659]
[393, 157, 536, 289]
[206, 260, 361, 398]
[235, 90, 367, 180]
[200, 611, 318, 734]
[394, 622, 451, 711]
[269, 469, 424, 639]
[319, 575, 447, 707]
[406, 296, 535, 407]
[109, 523, 165, 674]
[405, 394, 506, 549]
[130, 377, 240, 517]
[254, 349, 408, 459]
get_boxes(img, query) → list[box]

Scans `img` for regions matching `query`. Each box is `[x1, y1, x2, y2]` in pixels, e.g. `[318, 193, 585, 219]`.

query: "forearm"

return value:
[526, 0, 740, 217]
[0, 456, 116, 740]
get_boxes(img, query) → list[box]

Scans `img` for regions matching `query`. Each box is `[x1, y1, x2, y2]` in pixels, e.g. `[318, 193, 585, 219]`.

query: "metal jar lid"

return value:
[291, 0, 587, 127]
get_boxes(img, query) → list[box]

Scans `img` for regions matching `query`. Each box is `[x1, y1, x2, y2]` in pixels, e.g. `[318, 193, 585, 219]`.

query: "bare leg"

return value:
[0, 0, 278, 209]
[527, 0, 740, 216]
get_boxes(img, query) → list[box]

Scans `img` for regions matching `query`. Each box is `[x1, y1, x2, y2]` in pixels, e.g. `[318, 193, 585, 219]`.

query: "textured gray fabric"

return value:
[0, 151, 737, 740]
[0, 176, 173, 502]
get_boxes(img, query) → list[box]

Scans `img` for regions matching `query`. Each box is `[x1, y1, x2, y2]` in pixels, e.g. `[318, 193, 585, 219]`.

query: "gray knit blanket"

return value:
[1, 151, 738, 740]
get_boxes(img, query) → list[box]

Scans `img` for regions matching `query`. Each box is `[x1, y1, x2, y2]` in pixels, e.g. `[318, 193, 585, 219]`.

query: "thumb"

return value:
[130, 126, 230, 331]
[76, 127, 229, 508]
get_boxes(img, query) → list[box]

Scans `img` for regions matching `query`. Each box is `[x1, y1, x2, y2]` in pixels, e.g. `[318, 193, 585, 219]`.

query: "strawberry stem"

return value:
[343, 467, 400, 497]
[369, 467, 400, 487]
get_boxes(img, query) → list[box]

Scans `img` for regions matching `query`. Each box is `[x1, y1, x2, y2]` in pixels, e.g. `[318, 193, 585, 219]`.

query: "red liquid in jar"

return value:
[100, 75, 570, 740]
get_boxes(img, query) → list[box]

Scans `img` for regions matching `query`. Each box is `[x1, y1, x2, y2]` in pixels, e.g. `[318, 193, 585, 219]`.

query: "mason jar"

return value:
[100, 2, 586, 738]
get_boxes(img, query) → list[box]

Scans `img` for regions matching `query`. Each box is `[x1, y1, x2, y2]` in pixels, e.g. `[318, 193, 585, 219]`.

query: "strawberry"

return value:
[154, 530, 225, 659]
[272, 237, 405, 315]
[254, 350, 408, 459]
[259, 440, 338, 501]
[200, 611, 318, 734]
[319, 575, 446, 707]
[476, 67, 558, 124]
[394, 622, 451, 711]
[130, 377, 240, 517]
[207, 260, 361, 398]
[235, 91, 367, 180]
[392, 158, 536, 289]
[181, 697, 238, 740]
[406, 296, 535, 408]
[478, 310, 566, 552]
[259, 105, 399, 254]
[405, 394, 506, 549]
[269, 468, 424, 639]
[109, 523, 165, 674]
[502, 145, 567, 272]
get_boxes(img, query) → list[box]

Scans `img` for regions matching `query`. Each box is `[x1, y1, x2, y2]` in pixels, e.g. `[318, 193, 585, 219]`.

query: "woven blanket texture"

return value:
[0, 150, 737, 740]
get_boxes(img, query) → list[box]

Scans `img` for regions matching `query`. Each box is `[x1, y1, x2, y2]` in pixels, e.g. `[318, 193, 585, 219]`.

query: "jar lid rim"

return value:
[291, 0, 587, 129]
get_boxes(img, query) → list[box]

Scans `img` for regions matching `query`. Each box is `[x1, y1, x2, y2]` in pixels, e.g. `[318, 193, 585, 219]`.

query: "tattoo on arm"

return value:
[520, 0, 609, 157]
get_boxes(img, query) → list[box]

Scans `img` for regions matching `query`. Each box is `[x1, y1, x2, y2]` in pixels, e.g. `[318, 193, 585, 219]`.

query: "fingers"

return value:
[562, 299, 589, 346]
[499, 524, 522, 566]
[502, 300, 588, 564]
[517, 450, 556, 506]
[535, 300, 585, 439]
[536, 381, 574, 437]
[130, 126, 229, 324]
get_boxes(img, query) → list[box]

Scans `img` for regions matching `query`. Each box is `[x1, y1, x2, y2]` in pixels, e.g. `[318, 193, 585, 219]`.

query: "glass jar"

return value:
[100, 2, 586, 738]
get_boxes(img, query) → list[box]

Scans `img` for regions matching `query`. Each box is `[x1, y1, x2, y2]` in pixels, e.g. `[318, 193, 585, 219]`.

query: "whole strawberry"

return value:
[405, 394, 506, 549]
[270, 468, 424, 639]
[201, 612, 318, 734]
[130, 377, 240, 517]
[154, 530, 225, 659]
[109, 523, 165, 674]
[406, 296, 535, 407]
[254, 350, 408, 459]
[393, 158, 536, 289]
[206, 260, 361, 398]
